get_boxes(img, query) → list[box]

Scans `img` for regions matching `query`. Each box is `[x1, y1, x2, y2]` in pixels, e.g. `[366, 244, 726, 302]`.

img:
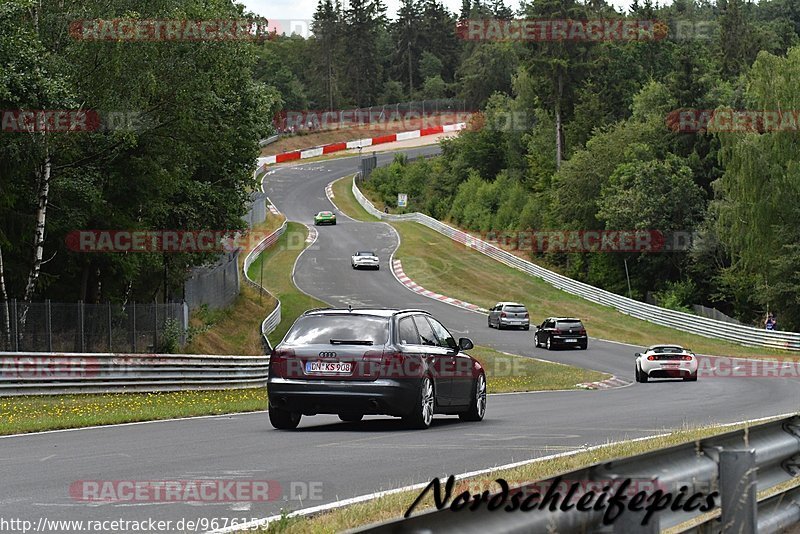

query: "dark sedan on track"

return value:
[267, 308, 486, 430]
[534, 317, 588, 350]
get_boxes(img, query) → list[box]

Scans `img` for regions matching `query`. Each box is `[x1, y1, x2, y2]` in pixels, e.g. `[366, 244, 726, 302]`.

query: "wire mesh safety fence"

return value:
[0, 300, 188, 353]
[184, 250, 241, 311]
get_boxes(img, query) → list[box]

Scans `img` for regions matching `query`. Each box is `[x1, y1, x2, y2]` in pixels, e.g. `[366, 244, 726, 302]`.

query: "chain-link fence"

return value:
[242, 192, 267, 229]
[184, 249, 240, 311]
[0, 300, 188, 353]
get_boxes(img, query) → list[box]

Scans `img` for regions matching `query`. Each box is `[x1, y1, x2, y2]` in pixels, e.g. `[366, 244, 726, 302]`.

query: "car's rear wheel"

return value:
[638, 366, 649, 383]
[338, 413, 363, 422]
[269, 406, 301, 430]
[488, 317, 493, 328]
[523, 325, 530, 331]
[459, 373, 487, 422]
[534, 334, 540, 347]
[403, 376, 434, 429]
[683, 373, 698, 382]
[580, 342, 588, 350]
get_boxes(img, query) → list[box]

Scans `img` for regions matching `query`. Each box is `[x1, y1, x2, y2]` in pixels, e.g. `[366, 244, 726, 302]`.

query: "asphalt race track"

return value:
[3, 146, 800, 531]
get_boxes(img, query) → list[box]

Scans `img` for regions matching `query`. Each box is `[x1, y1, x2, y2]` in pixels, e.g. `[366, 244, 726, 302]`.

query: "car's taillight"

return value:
[681, 355, 693, 361]
[579, 329, 586, 335]
[357, 350, 384, 378]
[363, 351, 420, 379]
[647, 355, 656, 361]
[524, 313, 529, 319]
[270, 348, 295, 378]
[501, 312, 507, 318]
[554, 329, 563, 334]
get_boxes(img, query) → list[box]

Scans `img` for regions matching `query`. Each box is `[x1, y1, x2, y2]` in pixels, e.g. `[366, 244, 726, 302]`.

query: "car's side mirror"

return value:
[458, 337, 474, 351]
[634, 352, 641, 358]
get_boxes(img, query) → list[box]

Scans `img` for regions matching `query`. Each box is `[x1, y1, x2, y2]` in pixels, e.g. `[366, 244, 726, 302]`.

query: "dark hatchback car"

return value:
[534, 317, 588, 350]
[267, 308, 486, 430]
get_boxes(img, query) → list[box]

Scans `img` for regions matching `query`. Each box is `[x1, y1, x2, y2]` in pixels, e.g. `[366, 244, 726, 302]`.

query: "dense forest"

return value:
[355, 0, 800, 330]
[2, 0, 800, 330]
[1, 0, 278, 307]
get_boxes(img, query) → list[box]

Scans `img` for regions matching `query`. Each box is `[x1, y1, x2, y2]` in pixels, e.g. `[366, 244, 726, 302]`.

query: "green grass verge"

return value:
[332, 176, 793, 360]
[185, 214, 283, 355]
[331, 175, 379, 222]
[259, 415, 786, 533]
[246, 221, 328, 346]
[0, 389, 267, 436]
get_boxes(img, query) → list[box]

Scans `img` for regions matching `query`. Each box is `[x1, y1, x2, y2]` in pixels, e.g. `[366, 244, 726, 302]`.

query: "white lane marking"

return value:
[0, 411, 269, 440]
[206, 411, 796, 534]
[290, 223, 334, 307]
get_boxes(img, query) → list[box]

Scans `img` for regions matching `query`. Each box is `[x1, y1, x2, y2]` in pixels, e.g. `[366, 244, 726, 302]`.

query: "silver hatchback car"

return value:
[487, 302, 530, 330]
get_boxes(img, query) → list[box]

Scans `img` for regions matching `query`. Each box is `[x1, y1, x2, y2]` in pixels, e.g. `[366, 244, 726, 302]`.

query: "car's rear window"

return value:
[557, 320, 584, 329]
[654, 346, 683, 353]
[358, 251, 376, 256]
[282, 315, 389, 346]
[504, 305, 527, 312]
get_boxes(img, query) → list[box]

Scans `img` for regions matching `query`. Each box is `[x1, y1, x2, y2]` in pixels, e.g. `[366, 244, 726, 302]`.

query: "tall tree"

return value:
[718, 0, 752, 77]
[393, 0, 423, 96]
[342, 0, 387, 106]
[521, 0, 592, 169]
[714, 47, 800, 327]
[311, 0, 341, 109]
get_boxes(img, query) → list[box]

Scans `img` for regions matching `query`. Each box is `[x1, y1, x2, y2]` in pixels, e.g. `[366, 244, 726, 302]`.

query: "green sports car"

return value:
[314, 211, 336, 225]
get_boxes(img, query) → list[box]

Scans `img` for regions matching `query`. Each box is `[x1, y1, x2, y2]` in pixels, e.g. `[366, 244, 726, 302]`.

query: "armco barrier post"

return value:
[720, 449, 757, 533]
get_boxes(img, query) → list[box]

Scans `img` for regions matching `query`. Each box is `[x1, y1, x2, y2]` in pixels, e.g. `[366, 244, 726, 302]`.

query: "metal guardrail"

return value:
[352, 178, 800, 351]
[259, 134, 280, 147]
[0, 352, 269, 396]
[242, 217, 287, 352]
[359, 414, 800, 533]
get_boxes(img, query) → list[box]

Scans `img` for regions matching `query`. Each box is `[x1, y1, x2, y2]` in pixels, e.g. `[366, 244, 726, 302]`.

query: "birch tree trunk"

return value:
[23, 147, 50, 304]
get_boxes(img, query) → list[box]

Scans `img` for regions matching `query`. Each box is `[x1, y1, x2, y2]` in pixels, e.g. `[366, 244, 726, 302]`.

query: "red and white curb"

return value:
[577, 376, 632, 390]
[392, 257, 631, 390]
[392, 259, 487, 313]
[256, 122, 465, 170]
[325, 182, 334, 200]
[267, 203, 280, 216]
[306, 226, 317, 244]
